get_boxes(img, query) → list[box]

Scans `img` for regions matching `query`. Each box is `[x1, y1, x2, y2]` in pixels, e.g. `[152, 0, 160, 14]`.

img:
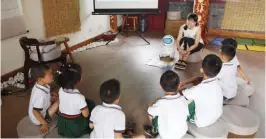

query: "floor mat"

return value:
[253, 39, 265, 45]
[209, 37, 224, 46]
[236, 38, 254, 45]
[238, 44, 265, 52]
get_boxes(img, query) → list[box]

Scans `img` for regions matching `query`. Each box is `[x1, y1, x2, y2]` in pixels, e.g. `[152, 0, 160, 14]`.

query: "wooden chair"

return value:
[19, 37, 71, 90]
[122, 15, 138, 31]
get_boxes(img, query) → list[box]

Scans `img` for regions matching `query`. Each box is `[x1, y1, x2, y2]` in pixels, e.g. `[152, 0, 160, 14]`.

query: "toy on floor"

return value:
[159, 35, 175, 62]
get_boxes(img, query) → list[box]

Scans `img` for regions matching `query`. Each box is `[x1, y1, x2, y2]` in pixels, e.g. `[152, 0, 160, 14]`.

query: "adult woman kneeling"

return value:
[175, 13, 204, 70]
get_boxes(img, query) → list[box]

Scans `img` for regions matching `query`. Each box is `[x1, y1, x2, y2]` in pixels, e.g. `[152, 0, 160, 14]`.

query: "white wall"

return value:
[1, 0, 118, 75]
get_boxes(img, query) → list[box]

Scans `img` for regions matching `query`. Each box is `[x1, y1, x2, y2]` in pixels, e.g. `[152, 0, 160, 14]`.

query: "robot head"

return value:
[162, 35, 175, 46]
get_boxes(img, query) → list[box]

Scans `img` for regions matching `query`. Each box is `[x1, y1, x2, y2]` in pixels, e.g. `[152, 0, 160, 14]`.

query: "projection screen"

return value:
[93, 0, 160, 15]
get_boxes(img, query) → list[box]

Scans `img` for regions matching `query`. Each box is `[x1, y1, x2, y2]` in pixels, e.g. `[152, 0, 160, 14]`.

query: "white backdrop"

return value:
[1, 0, 27, 40]
[95, 0, 159, 9]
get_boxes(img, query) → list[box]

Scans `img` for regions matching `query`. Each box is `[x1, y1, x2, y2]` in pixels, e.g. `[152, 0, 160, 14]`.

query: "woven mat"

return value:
[42, 0, 81, 37]
[221, 0, 265, 32]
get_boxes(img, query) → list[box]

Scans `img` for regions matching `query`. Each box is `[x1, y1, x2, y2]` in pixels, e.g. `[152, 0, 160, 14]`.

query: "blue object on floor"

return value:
[209, 37, 225, 46]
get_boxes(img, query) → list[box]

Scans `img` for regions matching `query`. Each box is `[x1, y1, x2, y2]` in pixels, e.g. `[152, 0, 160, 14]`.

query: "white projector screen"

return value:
[93, 0, 160, 14]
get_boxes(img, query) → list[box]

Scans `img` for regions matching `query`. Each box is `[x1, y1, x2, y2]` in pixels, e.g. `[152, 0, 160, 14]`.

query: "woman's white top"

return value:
[182, 24, 204, 44]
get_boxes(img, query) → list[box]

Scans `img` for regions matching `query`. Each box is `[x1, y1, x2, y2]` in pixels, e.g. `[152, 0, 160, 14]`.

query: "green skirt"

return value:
[58, 115, 90, 138]
[58, 99, 95, 138]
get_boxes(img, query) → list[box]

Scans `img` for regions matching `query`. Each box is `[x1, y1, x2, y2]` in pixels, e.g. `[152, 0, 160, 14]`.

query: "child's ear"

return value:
[218, 50, 222, 57]
[200, 68, 204, 74]
[114, 97, 120, 104]
[159, 85, 163, 90]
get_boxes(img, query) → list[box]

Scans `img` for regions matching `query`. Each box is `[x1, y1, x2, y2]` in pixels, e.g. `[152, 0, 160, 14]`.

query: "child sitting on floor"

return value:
[222, 38, 251, 83]
[55, 63, 95, 138]
[89, 79, 144, 139]
[217, 45, 238, 100]
[181, 54, 223, 127]
[145, 70, 189, 138]
[28, 64, 59, 133]
[89, 79, 126, 138]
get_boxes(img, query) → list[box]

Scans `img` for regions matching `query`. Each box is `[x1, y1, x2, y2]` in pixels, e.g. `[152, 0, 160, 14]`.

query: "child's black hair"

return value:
[55, 63, 82, 89]
[220, 45, 236, 61]
[202, 54, 222, 78]
[160, 70, 180, 92]
[222, 38, 238, 49]
[184, 13, 199, 30]
[100, 79, 120, 104]
[31, 64, 51, 81]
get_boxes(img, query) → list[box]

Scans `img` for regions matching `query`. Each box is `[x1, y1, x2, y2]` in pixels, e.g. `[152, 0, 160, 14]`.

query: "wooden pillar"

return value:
[110, 15, 118, 33]
[193, 0, 210, 44]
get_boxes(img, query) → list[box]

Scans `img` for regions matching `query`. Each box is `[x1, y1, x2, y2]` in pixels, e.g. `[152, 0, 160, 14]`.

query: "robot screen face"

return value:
[162, 35, 174, 46]
[163, 38, 173, 44]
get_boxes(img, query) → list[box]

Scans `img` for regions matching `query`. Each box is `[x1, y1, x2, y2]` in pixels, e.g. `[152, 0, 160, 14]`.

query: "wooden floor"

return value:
[1, 33, 265, 138]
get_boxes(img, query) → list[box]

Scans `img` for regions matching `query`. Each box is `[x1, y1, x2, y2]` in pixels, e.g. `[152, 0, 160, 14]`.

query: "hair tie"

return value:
[57, 70, 62, 74]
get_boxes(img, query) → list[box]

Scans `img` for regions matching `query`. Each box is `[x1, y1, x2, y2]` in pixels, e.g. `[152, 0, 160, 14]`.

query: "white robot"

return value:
[159, 35, 178, 62]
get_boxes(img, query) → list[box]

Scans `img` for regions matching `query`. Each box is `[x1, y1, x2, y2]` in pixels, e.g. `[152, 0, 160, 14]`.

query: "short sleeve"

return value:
[232, 56, 240, 66]
[147, 101, 160, 117]
[32, 96, 45, 110]
[90, 107, 96, 123]
[79, 95, 87, 110]
[114, 112, 126, 133]
[216, 66, 225, 79]
[182, 86, 198, 100]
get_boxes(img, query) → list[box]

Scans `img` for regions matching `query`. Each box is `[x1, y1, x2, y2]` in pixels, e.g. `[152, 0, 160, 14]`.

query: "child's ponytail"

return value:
[55, 63, 82, 89]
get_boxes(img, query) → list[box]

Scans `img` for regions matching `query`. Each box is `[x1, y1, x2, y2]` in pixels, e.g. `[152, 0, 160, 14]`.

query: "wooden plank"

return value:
[208, 29, 265, 40]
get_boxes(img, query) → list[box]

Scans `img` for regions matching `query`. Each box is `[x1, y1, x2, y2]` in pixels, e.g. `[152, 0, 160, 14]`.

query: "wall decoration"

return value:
[42, 0, 81, 37]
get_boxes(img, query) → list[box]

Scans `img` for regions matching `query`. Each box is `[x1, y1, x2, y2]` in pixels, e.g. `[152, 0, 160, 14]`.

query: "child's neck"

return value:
[165, 92, 177, 96]
[203, 74, 210, 80]
[37, 81, 47, 86]
[221, 57, 230, 63]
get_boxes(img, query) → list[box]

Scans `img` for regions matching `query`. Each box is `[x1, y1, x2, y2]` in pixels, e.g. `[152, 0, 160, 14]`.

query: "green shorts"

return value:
[187, 101, 196, 123]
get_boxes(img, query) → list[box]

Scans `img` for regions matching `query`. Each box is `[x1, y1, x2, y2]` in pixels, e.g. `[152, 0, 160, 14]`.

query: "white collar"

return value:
[63, 88, 80, 94]
[202, 77, 217, 84]
[223, 61, 233, 66]
[35, 83, 50, 94]
[161, 94, 181, 100]
[102, 102, 122, 110]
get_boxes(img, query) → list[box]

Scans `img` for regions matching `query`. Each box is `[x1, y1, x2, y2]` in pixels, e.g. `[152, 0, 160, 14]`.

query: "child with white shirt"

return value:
[222, 38, 251, 83]
[89, 79, 126, 138]
[144, 70, 189, 138]
[28, 64, 59, 133]
[217, 45, 238, 99]
[181, 54, 223, 127]
[55, 63, 96, 138]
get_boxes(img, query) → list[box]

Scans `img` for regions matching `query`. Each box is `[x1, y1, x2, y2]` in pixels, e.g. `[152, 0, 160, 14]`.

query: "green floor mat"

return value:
[253, 39, 265, 45]
[236, 38, 254, 45]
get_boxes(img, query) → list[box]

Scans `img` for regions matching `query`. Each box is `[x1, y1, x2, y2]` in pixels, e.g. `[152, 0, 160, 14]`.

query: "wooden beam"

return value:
[67, 34, 103, 51]
[208, 29, 265, 40]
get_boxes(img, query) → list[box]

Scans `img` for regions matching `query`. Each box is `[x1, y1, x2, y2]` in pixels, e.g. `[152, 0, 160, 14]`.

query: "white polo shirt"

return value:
[90, 103, 125, 138]
[217, 62, 238, 99]
[148, 94, 189, 139]
[28, 83, 51, 125]
[183, 77, 223, 127]
[58, 88, 87, 115]
[230, 56, 240, 66]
